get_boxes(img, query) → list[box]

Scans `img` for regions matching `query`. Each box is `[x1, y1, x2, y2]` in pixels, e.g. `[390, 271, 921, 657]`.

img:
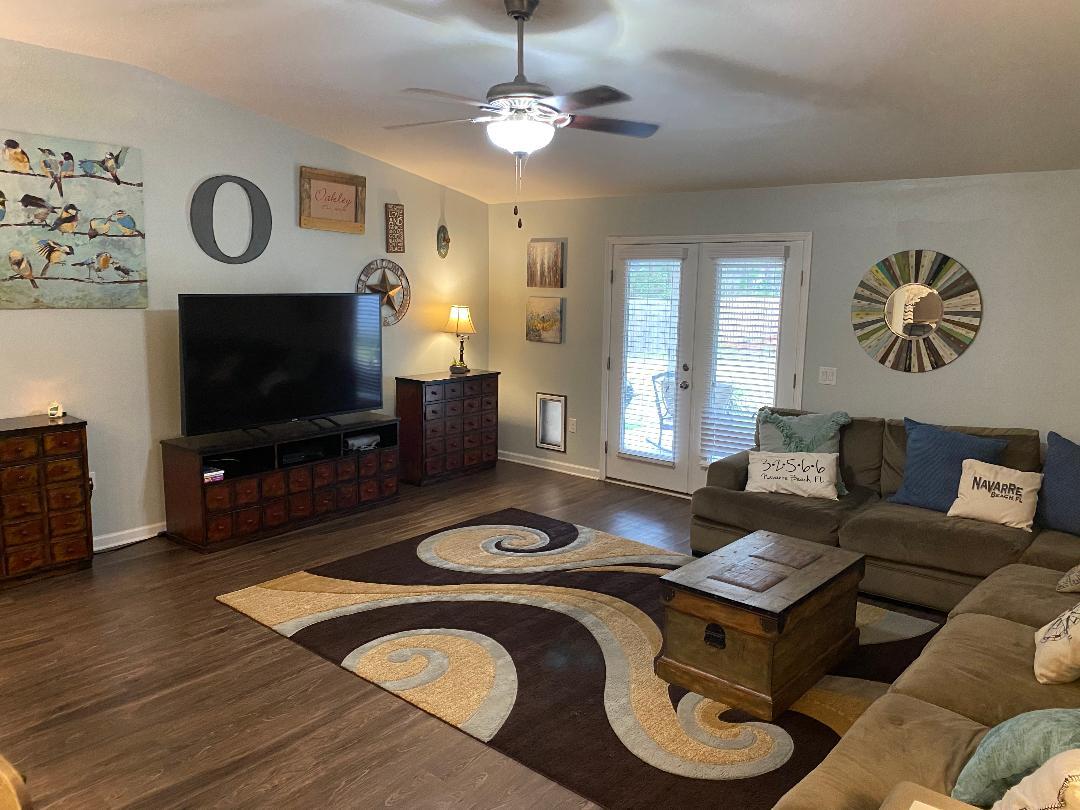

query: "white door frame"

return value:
[599, 232, 813, 487]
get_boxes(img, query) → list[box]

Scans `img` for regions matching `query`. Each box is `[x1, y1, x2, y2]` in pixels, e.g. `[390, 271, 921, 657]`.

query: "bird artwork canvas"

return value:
[0, 129, 146, 309]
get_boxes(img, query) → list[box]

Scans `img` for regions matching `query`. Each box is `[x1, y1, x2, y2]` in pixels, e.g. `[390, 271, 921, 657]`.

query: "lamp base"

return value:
[449, 364, 470, 375]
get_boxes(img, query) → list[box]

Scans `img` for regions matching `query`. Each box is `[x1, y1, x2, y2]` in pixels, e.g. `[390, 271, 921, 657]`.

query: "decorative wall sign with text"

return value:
[357, 258, 411, 326]
[0, 129, 146, 308]
[852, 249, 982, 373]
[190, 175, 272, 264]
[299, 166, 366, 234]
[385, 203, 405, 253]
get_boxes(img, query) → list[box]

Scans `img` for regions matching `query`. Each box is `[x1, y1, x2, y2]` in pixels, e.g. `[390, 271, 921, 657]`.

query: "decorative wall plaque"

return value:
[437, 224, 450, 258]
[299, 166, 365, 234]
[385, 203, 405, 253]
[357, 257, 410, 326]
[852, 249, 982, 372]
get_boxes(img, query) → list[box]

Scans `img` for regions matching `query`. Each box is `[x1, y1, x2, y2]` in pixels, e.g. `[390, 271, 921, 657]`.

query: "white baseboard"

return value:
[94, 521, 165, 552]
[498, 451, 601, 480]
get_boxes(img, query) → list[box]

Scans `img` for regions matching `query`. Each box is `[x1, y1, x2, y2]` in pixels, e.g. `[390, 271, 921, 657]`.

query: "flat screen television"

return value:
[179, 293, 383, 436]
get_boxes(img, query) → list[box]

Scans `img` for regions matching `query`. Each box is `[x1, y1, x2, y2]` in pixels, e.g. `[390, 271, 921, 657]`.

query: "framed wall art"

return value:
[526, 296, 563, 343]
[299, 166, 366, 234]
[385, 203, 404, 253]
[536, 393, 567, 452]
[527, 238, 565, 287]
[0, 128, 147, 309]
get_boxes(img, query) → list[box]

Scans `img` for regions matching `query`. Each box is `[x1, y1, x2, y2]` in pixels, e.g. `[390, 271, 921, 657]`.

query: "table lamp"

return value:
[444, 305, 476, 375]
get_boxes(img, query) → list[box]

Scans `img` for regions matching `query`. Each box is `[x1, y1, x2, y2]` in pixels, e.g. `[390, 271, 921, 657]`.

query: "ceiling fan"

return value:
[386, 0, 659, 191]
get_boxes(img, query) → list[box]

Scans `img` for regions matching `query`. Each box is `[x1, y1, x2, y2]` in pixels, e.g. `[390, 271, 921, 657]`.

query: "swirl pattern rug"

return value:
[218, 509, 939, 809]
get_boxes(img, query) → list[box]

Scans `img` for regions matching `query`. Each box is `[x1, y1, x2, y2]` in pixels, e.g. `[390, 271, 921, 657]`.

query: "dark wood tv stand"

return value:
[160, 412, 399, 552]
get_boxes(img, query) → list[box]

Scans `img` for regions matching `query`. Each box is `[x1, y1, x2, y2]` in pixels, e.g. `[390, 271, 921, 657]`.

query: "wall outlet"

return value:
[818, 367, 837, 386]
[89, 471, 97, 494]
[568, 417, 577, 434]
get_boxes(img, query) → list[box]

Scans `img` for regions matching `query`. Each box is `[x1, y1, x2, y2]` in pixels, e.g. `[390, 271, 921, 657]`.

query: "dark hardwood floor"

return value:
[0, 463, 692, 809]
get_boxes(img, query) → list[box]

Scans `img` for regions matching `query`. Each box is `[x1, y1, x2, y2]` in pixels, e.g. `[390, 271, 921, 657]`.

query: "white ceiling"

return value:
[8, 0, 1080, 203]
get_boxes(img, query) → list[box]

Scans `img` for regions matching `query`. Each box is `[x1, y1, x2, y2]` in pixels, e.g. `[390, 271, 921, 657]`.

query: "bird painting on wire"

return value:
[71, 251, 115, 282]
[38, 148, 65, 196]
[2, 140, 31, 173]
[108, 209, 140, 236]
[35, 240, 74, 276]
[80, 147, 129, 185]
[49, 203, 79, 234]
[0, 190, 6, 224]
[7, 250, 37, 289]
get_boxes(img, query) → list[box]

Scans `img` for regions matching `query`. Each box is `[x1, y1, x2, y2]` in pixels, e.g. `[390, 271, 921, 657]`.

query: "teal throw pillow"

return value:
[951, 708, 1080, 807]
[757, 409, 852, 495]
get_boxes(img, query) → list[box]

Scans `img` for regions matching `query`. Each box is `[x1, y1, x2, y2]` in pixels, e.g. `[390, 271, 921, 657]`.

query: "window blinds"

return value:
[698, 246, 787, 465]
[619, 256, 684, 462]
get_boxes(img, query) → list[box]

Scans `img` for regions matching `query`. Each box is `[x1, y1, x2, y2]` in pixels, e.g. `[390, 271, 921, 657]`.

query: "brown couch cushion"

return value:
[881, 420, 1042, 496]
[773, 693, 986, 810]
[757, 409, 884, 492]
[839, 501, 1033, 577]
[890, 612, 1080, 727]
[690, 485, 876, 546]
[950, 564, 1079, 628]
[1020, 530, 1080, 571]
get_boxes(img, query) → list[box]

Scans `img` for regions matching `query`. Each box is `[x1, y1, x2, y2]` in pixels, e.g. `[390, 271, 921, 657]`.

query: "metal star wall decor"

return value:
[356, 257, 411, 326]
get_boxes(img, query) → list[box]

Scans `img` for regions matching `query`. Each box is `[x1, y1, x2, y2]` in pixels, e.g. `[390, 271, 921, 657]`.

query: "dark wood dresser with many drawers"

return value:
[161, 413, 399, 551]
[0, 414, 93, 584]
[396, 371, 499, 485]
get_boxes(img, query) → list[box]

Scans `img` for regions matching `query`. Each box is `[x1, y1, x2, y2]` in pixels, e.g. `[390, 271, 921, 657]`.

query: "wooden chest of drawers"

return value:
[0, 415, 93, 584]
[396, 371, 499, 485]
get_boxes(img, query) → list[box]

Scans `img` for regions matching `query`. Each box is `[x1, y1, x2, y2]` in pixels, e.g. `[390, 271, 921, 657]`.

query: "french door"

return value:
[604, 238, 808, 494]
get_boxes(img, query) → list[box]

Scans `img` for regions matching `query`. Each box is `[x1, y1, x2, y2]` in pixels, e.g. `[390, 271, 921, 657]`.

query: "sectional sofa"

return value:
[690, 410, 1080, 610]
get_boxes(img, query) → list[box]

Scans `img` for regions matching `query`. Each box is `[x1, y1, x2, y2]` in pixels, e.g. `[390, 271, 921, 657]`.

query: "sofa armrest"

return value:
[705, 450, 750, 490]
[879, 782, 977, 810]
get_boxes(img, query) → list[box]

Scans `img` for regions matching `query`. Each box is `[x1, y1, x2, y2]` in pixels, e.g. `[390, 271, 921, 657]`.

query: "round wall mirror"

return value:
[852, 250, 982, 372]
[884, 283, 944, 338]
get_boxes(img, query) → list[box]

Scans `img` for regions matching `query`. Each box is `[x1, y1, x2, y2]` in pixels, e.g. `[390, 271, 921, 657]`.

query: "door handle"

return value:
[679, 381, 689, 390]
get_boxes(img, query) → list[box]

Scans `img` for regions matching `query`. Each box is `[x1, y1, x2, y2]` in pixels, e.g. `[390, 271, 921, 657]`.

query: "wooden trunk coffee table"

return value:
[654, 530, 865, 721]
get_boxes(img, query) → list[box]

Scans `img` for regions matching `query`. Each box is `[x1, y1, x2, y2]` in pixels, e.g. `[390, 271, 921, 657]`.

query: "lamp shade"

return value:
[444, 305, 476, 335]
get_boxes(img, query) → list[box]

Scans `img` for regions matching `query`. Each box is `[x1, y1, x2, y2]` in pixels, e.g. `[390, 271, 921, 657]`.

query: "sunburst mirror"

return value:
[851, 249, 982, 373]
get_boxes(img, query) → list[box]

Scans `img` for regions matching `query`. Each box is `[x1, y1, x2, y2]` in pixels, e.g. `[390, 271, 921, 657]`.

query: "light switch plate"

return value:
[568, 417, 577, 433]
[818, 367, 837, 385]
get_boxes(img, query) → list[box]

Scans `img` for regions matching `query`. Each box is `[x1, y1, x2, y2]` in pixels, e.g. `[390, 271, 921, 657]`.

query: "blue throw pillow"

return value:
[889, 418, 1007, 513]
[1038, 432, 1080, 535]
[951, 708, 1080, 806]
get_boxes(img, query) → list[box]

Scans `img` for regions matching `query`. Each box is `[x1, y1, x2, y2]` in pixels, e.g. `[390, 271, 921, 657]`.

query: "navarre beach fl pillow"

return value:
[1034, 602, 1080, 685]
[757, 409, 851, 495]
[947, 459, 1043, 531]
[951, 709, 1080, 807]
[991, 748, 1080, 810]
[1039, 431, 1080, 536]
[745, 451, 840, 500]
[889, 418, 1007, 513]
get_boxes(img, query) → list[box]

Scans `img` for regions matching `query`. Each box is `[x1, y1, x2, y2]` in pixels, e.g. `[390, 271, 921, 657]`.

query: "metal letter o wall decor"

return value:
[190, 175, 273, 264]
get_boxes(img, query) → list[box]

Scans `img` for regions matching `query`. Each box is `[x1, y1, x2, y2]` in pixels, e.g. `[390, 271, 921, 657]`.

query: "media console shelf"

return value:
[161, 412, 399, 552]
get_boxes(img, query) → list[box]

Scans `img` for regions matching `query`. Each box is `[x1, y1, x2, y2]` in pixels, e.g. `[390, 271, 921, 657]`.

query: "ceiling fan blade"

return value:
[401, 88, 491, 109]
[383, 118, 478, 130]
[540, 85, 630, 112]
[565, 115, 659, 138]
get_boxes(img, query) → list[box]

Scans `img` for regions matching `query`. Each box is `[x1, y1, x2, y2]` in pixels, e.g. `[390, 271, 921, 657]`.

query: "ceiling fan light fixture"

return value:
[486, 117, 555, 156]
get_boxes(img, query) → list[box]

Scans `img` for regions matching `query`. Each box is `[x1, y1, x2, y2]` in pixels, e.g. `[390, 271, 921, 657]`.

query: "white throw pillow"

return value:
[1059, 564, 1080, 594]
[991, 748, 1080, 810]
[1034, 602, 1080, 685]
[947, 459, 1043, 531]
[745, 451, 840, 500]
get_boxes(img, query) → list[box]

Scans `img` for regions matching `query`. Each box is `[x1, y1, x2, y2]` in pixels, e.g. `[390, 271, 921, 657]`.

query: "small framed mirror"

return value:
[536, 393, 567, 453]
